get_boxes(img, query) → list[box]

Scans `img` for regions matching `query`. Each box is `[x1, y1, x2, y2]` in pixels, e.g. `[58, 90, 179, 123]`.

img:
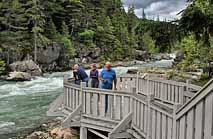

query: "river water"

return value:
[0, 60, 173, 138]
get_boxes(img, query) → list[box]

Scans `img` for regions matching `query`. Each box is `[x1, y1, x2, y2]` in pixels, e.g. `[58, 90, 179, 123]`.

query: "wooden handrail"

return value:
[176, 78, 213, 118]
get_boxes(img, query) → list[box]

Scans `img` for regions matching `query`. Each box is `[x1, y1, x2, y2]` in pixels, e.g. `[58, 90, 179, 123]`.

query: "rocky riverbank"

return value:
[0, 52, 175, 81]
[15, 119, 79, 139]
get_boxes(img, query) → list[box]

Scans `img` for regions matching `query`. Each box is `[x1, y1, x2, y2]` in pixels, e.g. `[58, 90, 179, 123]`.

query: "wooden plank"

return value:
[109, 95, 113, 119]
[64, 87, 68, 107]
[137, 101, 141, 128]
[151, 109, 156, 139]
[175, 86, 179, 104]
[92, 93, 98, 116]
[144, 104, 148, 133]
[80, 127, 87, 139]
[86, 92, 91, 114]
[204, 93, 213, 139]
[186, 108, 195, 139]
[109, 132, 132, 139]
[82, 91, 86, 114]
[109, 112, 133, 135]
[179, 87, 184, 104]
[100, 94, 105, 117]
[176, 79, 213, 118]
[115, 95, 121, 120]
[140, 103, 144, 132]
[179, 115, 186, 139]
[62, 104, 82, 128]
[88, 129, 108, 139]
[162, 114, 167, 139]
[195, 101, 204, 139]
[167, 117, 172, 139]
[76, 90, 79, 107]
[133, 99, 137, 125]
[168, 84, 171, 102]
[123, 96, 130, 118]
[171, 85, 175, 103]
[156, 112, 162, 139]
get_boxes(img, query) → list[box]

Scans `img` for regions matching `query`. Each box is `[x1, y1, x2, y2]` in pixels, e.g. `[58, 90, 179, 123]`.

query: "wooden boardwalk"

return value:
[47, 74, 213, 139]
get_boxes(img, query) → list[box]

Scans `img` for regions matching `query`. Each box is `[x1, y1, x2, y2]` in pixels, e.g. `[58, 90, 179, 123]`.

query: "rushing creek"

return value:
[0, 60, 173, 138]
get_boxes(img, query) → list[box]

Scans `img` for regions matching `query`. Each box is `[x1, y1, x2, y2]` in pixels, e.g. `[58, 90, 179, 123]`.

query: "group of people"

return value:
[73, 62, 117, 90]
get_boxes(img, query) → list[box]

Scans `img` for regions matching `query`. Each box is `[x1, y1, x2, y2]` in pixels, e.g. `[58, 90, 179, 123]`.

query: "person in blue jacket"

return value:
[100, 62, 117, 114]
[73, 64, 89, 86]
[100, 62, 117, 90]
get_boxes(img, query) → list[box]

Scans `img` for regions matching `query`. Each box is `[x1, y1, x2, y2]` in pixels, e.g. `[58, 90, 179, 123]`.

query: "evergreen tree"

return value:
[142, 8, 146, 19]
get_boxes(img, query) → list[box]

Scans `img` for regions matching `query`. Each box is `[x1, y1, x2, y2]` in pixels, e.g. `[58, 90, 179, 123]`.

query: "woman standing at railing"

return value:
[90, 64, 99, 88]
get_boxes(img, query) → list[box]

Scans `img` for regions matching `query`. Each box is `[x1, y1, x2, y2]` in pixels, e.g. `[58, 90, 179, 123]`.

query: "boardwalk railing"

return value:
[47, 74, 213, 139]
[175, 79, 213, 139]
[117, 74, 201, 105]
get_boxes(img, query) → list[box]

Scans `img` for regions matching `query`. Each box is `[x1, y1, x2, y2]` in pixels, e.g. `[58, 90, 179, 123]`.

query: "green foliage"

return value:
[142, 32, 157, 53]
[179, 0, 213, 47]
[175, 35, 201, 69]
[0, 0, 183, 64]
[0, 59, 6, 75]
[61, 21, 69, 37]
[60, 36, 76, 57]
[78, 29, 94, 40]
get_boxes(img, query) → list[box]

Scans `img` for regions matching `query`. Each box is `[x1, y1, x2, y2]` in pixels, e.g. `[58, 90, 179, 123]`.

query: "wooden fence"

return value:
[47, 74, 213, 139]
[117, 74, 201, 105]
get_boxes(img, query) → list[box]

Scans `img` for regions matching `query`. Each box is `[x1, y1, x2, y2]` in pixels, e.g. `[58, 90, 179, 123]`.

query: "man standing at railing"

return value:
[100, 62, 117, 90]
[100, 62, 117, 114]
[73, 64, 89, 86]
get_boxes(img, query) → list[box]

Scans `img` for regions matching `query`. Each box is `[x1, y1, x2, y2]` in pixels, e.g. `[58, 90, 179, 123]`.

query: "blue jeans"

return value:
[82, 77, 89, 87]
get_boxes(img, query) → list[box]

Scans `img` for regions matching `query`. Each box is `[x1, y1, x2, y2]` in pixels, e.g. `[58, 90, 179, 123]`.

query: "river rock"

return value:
[50, 127, 74, 139]
[37, 43, 61, 64]
[26, 131, 48, 139]
[6, 72, 32, 81]
[174, 50, 184, 63]
[134, 50, 151, 61]
[127, 69, 138, 74]
[152, 53, 172, 61]
[9, 60, 42, 76]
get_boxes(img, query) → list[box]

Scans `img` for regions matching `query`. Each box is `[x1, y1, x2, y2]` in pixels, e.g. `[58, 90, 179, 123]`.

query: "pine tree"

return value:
[25, 0, 46, 62]
[61, 21, 69, 37]
[142, 8, 146, 19]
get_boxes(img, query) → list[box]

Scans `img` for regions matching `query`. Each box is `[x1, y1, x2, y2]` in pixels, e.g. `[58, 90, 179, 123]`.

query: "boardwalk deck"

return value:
[47, 74, 213, 139]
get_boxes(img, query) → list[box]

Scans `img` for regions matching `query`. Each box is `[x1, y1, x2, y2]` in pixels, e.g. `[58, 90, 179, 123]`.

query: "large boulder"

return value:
[134, 50, 151, 61]
[37, 43, 61, 64]
[152, 53, 172, 61]
[6, 72, 32, 81]
[9, 60, 42, 76]
[174, 50, 185, 63]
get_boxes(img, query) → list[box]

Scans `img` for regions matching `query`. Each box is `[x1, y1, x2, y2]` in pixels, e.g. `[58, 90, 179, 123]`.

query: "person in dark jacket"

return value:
[73, 64, 89, 85]
[90, 64, 99, 88]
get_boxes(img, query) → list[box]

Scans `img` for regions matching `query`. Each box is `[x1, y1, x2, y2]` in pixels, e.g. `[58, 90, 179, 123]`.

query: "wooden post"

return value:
[80, 127, 87, 139]
[136, 72, 139, 94]
[186, 80, 191, 92]
[131, 87, 137, 95]
[81, 82, 86, 115]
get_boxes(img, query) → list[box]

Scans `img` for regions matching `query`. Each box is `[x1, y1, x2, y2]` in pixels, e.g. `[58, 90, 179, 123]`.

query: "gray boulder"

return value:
[174, 50, 185, 63]
[37, 43, 61, 64]
[134, 50, 151, 61]
[6, 72, 32, 81]
[9, 60, 42, 76]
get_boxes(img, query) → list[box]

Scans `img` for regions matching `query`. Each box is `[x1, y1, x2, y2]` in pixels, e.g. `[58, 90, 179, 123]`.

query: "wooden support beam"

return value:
[62, 104, 82, 128]
[109, 112, 133, 138]
[46, 94, 64, 117]
[88, 129, 108, 139]
[80, 127, 87, 139]
[109, 132, 132, 139]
